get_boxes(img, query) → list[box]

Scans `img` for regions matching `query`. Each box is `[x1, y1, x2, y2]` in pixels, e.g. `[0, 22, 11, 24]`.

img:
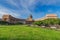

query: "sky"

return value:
[0, 0, 60, 19]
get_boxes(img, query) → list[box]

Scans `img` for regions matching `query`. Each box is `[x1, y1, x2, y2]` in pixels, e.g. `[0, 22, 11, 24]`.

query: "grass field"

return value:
[0, 25, 60, 40]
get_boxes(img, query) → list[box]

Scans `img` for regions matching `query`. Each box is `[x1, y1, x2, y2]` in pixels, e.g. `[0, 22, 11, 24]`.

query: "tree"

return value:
[34, 18, 60, 27]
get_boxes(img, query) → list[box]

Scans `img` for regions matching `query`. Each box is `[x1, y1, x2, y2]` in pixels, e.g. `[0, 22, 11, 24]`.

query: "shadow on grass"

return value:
[0, 38, 33, 40]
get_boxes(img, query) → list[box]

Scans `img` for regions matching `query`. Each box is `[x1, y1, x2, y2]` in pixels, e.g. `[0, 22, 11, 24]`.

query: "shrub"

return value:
[0, 21, 10, 25]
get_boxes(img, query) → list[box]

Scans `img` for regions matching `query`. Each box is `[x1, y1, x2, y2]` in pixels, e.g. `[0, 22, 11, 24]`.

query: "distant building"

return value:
[2, 15, 26, 24]
[2, 14, 34, 24]
[35, 14, 58, 21]
[45, 14, 57, 19]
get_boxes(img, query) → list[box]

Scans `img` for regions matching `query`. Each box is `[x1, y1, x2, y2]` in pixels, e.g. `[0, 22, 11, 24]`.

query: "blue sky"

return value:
[0, 0, 60, 19]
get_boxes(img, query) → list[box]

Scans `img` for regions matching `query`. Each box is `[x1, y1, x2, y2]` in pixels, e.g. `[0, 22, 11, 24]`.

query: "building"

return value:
[2, 14, 26, 24]
[2, 14, 57, 24]
[35, 14, 58, 21]
[45, 14, 57, 19]
[2, 14, 34, 24]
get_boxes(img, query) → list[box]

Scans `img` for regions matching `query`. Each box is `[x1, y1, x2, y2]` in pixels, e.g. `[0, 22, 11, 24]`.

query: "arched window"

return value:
[4, 18, 7, 21]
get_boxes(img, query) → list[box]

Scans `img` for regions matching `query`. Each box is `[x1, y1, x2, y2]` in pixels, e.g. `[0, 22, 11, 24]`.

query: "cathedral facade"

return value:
[2, 14, 34, 24]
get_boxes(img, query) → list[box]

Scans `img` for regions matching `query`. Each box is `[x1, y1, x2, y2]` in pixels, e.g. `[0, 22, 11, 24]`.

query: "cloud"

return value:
[0, 6, 21, 18]
[6, 0, 34, 18]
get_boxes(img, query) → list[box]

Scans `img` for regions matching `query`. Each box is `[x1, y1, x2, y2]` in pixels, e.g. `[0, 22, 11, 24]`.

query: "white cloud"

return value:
[5, 0, 60, 14]
[6, 0, 33, 14]
[0, 6, 21, 18]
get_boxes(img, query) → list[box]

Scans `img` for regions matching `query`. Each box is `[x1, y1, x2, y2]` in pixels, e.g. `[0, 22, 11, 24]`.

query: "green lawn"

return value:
[0, 25, 60, 40]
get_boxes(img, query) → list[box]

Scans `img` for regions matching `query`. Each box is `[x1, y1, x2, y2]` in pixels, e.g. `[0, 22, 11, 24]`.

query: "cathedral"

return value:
[2, 14, 34, 24]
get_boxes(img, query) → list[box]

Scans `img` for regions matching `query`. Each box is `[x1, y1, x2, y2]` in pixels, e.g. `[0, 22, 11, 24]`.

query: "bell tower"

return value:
[26, 14, 34, 24]
[27, 14, 33, 21]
